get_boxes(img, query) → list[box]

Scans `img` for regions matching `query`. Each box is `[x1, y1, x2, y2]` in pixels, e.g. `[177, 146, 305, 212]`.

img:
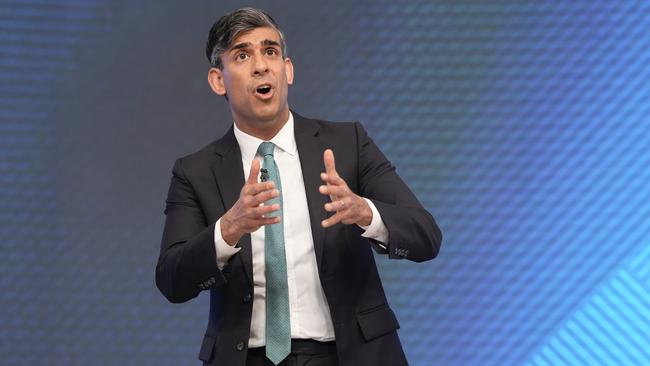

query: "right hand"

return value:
[221, 159, 281, 245]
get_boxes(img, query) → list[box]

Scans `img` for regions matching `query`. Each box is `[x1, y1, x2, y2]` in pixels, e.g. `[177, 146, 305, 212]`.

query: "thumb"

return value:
[323, 149, 337, 176]
[247, 158, 260, 184]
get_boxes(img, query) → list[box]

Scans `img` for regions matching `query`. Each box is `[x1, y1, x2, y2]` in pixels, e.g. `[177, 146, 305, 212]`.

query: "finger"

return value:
[319, 184, 348, 197]
[245, 216, 281, 231]
[320, 172, 346, 186]
[323, 149, 338, 177]
[259, 216, 281, 225]
[245, 181, 275, 196]
[247, 158, 261, 185]
[252, 188, 280, 205]
[241, 217, 280, 233]
[252, 203, 281, 216]
[324, 199, 349, 212]
[321, 212, 344, 228]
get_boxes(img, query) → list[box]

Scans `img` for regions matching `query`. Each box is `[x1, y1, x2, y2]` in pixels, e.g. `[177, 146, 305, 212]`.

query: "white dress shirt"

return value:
[213, 113, 389, 347]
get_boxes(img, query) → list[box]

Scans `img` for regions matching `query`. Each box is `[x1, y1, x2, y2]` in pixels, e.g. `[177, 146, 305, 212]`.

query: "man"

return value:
[156, 7, 442, 366]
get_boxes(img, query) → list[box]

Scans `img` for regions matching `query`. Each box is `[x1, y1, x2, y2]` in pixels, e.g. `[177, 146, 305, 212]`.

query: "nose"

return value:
[252, 53, 268, 76]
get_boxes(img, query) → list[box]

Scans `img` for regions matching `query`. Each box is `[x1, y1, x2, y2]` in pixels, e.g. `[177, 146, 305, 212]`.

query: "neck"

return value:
[233, 108, 290, 141]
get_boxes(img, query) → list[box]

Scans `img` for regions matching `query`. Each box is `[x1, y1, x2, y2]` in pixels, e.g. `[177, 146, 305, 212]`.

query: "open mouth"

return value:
[256, 84, 272, 95]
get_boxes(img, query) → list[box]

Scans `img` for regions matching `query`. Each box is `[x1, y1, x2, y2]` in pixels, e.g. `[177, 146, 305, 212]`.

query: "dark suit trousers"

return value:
[246, 340, 339, 366]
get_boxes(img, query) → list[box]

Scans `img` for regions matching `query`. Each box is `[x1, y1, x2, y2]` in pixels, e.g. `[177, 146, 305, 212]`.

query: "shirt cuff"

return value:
[214, 217, 241, 269]
[358, 198, 389, 246]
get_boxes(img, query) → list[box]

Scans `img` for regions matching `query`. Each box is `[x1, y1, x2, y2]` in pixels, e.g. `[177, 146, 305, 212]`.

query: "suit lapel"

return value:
[293, 113, 328, 271]
[211, 127, 253, 288]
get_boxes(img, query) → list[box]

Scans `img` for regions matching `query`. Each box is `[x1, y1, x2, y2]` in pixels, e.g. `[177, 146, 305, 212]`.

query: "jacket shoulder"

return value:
[294, 112, 362, 136]
[172, 135, 226, 176]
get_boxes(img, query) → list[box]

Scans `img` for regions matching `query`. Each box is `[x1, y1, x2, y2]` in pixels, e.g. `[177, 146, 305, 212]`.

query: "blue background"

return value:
[1, 1, 648, 365]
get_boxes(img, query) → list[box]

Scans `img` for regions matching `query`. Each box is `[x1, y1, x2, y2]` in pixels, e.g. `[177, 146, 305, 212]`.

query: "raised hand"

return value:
[221, 159, 281, 245]
[319, 149, 373, 228]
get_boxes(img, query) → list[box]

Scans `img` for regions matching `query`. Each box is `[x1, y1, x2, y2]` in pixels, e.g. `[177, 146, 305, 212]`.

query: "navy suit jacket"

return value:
[156, 112, 442, 365]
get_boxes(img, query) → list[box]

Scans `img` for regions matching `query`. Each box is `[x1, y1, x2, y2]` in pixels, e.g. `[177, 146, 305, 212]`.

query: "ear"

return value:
[207, 67, 227, 96]
[284, 58, 294, 85]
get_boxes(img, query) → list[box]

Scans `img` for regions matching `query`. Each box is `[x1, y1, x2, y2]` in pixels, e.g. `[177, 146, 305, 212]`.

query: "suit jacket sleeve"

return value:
[355, 122, 442, 262]
[155, 157, 226, 303]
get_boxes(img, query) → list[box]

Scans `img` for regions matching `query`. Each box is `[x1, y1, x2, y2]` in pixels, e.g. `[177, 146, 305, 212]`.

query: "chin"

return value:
[255, 105, 285, 121]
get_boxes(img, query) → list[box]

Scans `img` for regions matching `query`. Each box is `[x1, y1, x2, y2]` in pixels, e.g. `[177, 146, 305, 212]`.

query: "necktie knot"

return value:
[258, 141, 275, 157]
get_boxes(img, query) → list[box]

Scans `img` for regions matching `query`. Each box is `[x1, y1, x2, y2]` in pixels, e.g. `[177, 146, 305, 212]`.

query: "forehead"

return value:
[230, 26, 281, 49]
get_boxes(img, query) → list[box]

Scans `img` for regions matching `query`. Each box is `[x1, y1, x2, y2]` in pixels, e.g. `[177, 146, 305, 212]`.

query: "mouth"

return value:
[254, 83, 274, 100]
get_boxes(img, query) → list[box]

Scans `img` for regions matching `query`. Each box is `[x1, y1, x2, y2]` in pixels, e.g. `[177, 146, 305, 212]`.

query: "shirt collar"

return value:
[233, 112, 297, 163]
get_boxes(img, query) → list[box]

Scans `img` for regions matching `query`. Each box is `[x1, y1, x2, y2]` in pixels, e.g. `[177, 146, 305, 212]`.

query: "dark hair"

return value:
[205, 7, 288, 69]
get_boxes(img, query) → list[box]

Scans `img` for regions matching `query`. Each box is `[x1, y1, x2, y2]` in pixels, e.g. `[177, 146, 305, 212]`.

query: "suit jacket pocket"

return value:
[356, 304, 400, 341]
[198, 335, 216, 362]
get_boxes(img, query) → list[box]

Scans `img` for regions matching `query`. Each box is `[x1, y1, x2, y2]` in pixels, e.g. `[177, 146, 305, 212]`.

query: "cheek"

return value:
[223, 72, 248, 94]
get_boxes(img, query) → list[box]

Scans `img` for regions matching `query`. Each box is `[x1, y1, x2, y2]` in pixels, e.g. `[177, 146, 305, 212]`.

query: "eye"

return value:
[265, 48, 278, 56]
[236, 52, 249, 61]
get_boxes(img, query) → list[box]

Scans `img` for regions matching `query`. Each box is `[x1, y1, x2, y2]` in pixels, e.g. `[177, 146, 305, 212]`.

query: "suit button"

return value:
[243, 293, 252, 303]
[236, 341, 245, 351]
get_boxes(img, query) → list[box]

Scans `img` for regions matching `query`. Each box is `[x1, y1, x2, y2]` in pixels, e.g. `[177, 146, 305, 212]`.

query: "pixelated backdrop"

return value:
[1, 1, 649, 365]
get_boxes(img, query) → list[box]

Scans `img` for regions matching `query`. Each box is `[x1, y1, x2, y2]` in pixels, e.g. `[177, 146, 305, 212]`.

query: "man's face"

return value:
[208, 27, 294, 131]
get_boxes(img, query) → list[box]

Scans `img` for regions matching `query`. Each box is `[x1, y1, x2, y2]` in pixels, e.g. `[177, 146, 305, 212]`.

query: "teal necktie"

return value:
[258, 142, 291, 365]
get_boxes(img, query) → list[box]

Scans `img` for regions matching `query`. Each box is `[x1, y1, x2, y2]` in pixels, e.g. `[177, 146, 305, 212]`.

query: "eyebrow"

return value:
[261, 39, 281, 48]
[229, 39, 281, 53]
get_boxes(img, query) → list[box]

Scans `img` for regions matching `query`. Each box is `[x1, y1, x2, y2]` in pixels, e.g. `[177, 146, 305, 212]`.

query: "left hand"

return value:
[319, 149, 373, 228]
